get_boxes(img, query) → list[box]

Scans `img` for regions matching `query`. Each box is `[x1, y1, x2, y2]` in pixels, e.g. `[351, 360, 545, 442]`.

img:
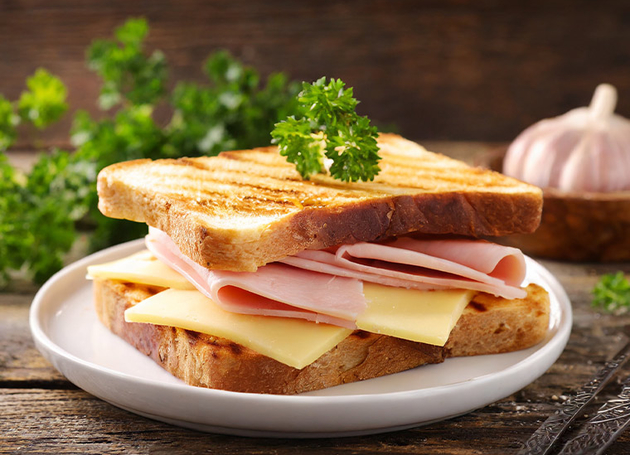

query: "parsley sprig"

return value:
[272, 77, 381, 182]
[592, 272, 630, 314]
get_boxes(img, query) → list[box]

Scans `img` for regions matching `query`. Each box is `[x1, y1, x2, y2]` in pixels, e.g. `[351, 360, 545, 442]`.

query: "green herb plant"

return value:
[0, 17, 299, 287]
[591, 272, 630, 314]
[271, 77, 381, 182]
[0, 69, 71, 286]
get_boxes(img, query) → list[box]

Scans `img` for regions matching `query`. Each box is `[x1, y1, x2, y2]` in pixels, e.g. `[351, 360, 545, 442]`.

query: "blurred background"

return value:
[3, 0, 630, 147]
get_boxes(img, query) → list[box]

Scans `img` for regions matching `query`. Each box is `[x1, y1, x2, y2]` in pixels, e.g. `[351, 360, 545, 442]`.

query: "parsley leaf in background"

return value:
[0, 68, 68, 153]
[272, 76, 381, 182]
[17, 69, 69, 129]
[72, 105, 166, 168]
[0, 95, 18, 151]
[0, 68, 71, 285]
[592, 272, 630, 314]
[166, 50, 299, 157]
[23, 152, 79, 284]
[87, 17, 167, 109]
[0, 149, 91, 286]
[0, 154, 27, 287]
[70, 106, 162, 251]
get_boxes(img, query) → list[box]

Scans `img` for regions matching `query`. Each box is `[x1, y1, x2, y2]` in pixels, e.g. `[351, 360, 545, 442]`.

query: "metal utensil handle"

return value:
[557, 376, 630, 455]
[517, 341, 630, 455]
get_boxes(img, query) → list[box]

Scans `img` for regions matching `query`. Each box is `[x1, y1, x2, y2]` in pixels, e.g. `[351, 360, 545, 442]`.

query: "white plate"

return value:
[30, 239, 572, 438]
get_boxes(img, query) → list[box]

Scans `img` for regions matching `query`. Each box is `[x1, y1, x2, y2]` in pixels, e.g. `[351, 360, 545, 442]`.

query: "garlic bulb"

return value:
[503, 84, 630, 192]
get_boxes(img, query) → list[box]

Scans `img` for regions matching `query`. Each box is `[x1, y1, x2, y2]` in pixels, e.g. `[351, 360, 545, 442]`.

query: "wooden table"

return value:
[2, 144, 630, 454]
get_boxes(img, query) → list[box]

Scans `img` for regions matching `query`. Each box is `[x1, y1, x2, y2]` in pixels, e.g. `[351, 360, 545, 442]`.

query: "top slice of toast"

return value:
[97, 134, 542, 271]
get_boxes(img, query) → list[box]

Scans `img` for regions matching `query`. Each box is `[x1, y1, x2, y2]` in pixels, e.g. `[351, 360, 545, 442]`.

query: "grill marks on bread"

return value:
[147, 155, 369, 216]
[135, 137, 534, 217]
[93, 278, 550, 394]
[97, 134, 543, 271]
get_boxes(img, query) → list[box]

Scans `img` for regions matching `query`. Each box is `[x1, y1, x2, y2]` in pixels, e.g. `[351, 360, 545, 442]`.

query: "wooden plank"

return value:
[0, 389, 586, 454]
[1, 388, 629, 454]
[0, 293, 68, 385]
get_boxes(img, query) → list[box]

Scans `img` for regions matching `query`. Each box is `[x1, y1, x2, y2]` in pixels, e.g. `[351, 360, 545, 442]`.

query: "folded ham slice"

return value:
[146, 227, 527, 327]
[146, 228, 364, 328]
[281, 238, 527, 300]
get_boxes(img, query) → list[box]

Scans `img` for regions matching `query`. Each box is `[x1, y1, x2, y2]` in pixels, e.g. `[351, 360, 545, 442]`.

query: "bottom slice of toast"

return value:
[93, 278, 550, 394]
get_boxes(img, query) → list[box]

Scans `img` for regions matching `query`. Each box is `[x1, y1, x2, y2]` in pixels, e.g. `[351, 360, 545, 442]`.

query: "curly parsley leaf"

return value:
[272, 77, 380, 182]
[272, 117, 324, 177]
[299, 77, 358, 127]
[592, 272, 630, 314]
[325, 115, 380, 182]
[18, 69, 68, 129]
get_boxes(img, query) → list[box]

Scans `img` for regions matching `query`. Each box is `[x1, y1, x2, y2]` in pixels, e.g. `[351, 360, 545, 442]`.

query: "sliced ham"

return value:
[280, 252, 447, 291]
[334, 238, 527, 299]
[146, 227, 528, 328]
[146, 228, 364, 328]
[384, 237, 527, 287]
[280, 238, 526, 300]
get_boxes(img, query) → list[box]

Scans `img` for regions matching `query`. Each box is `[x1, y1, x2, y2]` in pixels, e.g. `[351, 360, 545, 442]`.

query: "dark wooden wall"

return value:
[2, 0, 630, 145]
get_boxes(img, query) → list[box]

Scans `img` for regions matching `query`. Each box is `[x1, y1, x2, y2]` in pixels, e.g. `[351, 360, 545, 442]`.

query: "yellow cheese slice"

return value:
[87, 250, 195, 290]
[92, 250, 475, 367]
[358, 283, 473, 346]
[125, 289, 352, 369]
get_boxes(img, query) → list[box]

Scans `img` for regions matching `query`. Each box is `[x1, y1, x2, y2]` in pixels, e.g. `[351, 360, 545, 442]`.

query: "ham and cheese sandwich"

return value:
[89, 133, 550, 394]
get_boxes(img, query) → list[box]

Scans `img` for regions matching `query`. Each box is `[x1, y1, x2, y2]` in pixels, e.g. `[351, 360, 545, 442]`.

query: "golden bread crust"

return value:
[94, 278, 550, 394]
[97, 134, 543, 271]
[445, 284, 550, 357]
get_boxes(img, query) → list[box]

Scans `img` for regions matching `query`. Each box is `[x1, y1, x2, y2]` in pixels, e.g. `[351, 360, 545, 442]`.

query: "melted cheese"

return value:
[125, 289, 352, 369]
[359, 283, 473, 346]
[87, 250, 195, 290]
[92, 250, 473, 368]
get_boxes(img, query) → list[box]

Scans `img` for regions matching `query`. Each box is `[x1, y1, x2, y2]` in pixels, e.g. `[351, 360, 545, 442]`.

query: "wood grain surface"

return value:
[2, 0, 630, 146]
[2, 143, 630, 454]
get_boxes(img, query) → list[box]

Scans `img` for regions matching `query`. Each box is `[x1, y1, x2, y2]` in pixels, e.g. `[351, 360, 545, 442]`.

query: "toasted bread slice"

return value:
[93, 278, 550, 394]
[97, 134, 543, 272]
